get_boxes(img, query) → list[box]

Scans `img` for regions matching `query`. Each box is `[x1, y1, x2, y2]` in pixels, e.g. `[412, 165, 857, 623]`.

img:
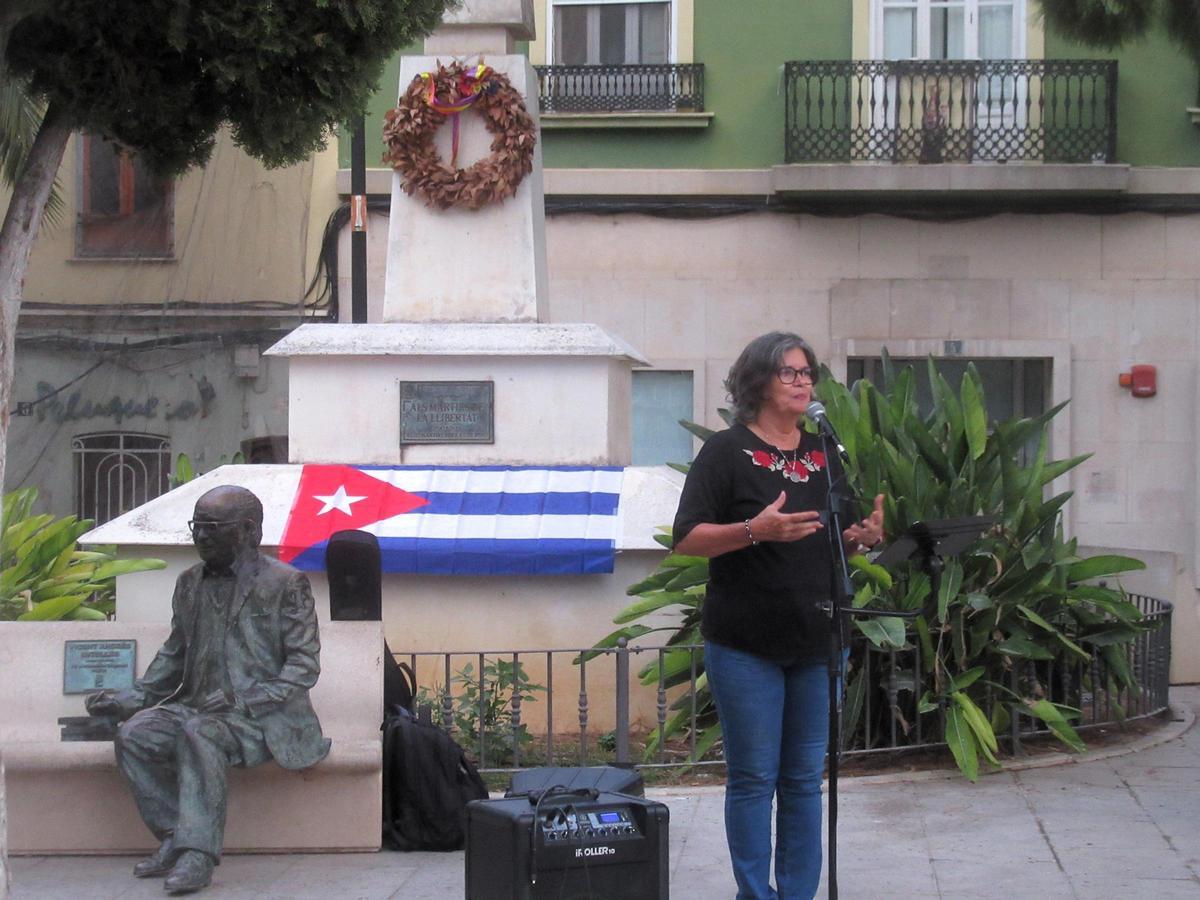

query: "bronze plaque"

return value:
[400, 381, 494, 444]
[63, 639, 136, 694]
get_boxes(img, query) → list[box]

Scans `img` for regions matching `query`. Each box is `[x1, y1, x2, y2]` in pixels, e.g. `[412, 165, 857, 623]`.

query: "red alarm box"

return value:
[1119, 364, 1157, 398]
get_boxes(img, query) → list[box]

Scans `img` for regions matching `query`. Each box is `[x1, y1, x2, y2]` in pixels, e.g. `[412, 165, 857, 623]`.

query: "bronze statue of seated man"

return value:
[87, 485, 330, 894]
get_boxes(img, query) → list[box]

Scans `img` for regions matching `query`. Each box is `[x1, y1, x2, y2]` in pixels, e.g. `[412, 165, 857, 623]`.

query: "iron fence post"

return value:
[615, 638, 630, 765]
[1107, 61, 1119, 163]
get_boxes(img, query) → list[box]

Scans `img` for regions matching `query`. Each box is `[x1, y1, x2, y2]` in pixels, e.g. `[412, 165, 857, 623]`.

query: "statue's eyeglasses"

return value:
[776, 366, 816, 385]
[186, 519, 243, 534]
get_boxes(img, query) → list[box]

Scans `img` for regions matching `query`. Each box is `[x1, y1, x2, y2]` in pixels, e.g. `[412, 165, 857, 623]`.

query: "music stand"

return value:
[823, 515, 994, 900]
[874, 516, 997, 607]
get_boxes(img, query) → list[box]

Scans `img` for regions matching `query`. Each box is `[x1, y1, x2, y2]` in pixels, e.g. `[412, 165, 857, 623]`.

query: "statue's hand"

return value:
[85, 689, 139, 722]
[85, 690, 121, 717]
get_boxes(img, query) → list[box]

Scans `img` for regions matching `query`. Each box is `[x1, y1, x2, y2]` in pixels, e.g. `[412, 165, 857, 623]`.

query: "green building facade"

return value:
[345, 3, 1200, 171]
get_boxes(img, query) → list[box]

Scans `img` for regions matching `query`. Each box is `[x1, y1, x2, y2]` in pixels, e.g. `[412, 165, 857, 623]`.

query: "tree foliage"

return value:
[1040, 0, 1200, 63]
[6, 0, 449, 176]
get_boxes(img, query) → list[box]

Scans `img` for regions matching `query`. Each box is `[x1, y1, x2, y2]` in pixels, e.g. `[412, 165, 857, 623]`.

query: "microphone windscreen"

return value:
[805, 400, 826, 419]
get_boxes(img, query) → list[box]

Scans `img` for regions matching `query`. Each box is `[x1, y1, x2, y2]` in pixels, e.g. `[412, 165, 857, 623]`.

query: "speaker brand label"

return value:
[576, 846, 617, 858]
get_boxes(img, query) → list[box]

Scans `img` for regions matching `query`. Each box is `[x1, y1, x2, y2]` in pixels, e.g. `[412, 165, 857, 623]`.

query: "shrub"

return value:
[587, 358, 1153, 779]
[416, 657, 546, 768]
[1, 488, 166, 621]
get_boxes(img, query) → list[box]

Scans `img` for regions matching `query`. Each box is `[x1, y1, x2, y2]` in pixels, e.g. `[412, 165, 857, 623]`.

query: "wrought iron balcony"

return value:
[784, 59, 1117, 164]
[534, 63, 704, 114]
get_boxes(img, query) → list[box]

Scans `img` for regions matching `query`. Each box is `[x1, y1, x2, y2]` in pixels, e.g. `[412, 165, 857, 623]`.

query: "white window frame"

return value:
[546, 0, 678, 65]
[869, 0, 1026, 60]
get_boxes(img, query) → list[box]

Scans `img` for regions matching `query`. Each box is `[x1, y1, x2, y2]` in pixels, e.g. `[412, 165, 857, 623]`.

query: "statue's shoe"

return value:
[133, 837, 176, 878]
[163, 850, 214, 895]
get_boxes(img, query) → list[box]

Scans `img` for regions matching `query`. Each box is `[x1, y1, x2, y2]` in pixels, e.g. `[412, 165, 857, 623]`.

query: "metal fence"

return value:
[534, 63, 704, 114]
[783, 58, 1117, 164]
[394, 594, 1171, 774]
[845, 592, 1172, 758]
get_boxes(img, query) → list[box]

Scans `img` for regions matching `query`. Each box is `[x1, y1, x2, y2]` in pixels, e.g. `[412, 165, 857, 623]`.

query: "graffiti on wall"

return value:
[32, 381, 201, 425]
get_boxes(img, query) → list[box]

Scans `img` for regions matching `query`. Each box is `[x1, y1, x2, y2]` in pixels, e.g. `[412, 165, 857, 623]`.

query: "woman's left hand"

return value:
[843, 493, 885, 553]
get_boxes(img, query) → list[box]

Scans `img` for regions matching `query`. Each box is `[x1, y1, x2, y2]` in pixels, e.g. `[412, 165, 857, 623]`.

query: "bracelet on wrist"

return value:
[744, 519, 758, 546]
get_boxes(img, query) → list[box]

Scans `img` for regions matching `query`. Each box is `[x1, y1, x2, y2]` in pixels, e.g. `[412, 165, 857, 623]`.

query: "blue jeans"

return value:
[705, 641, 831, 900]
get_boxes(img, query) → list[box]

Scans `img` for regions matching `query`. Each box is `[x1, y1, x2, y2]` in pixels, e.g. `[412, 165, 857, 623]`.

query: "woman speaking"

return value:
[672, 332, 884, 900]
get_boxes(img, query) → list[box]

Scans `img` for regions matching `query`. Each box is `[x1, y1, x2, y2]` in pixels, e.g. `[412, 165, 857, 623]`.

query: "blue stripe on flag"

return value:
[415, 491, 619, 517]
[288, 538, 616, 576]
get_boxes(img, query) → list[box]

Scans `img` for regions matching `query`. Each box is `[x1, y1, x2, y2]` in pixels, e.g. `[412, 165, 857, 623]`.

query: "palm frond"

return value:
[0, 75, 64, 226]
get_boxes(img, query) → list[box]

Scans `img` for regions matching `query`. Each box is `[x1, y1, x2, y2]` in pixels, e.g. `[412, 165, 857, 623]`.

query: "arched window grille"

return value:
[72, 432, 171, 525]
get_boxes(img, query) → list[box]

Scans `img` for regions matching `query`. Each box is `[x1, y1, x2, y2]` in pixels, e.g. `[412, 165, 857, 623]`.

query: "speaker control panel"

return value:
[538, 805, 642, 842]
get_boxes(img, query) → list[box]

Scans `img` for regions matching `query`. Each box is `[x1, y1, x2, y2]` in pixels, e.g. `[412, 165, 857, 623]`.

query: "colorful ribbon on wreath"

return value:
[419, 64, 494, 168]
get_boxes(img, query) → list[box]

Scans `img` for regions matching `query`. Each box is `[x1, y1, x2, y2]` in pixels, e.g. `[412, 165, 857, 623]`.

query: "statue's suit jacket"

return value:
[128, 552, 331, 770]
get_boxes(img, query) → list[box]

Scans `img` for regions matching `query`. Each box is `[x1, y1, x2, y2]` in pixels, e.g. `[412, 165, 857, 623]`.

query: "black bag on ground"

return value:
[383, 642, 416, 715]
[382, 706, 488, 851]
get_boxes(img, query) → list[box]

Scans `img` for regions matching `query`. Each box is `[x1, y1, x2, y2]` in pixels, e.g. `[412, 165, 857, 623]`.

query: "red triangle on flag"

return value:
[279, 465, 429, 563]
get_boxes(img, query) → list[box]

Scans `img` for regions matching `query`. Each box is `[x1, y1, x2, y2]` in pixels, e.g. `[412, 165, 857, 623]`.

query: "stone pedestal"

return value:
[267, 323, 645, 465]
[424, 0, 535, 56]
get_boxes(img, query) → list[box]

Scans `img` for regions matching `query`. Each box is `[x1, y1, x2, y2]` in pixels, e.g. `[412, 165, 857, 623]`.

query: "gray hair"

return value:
[724, 331, 819, 424]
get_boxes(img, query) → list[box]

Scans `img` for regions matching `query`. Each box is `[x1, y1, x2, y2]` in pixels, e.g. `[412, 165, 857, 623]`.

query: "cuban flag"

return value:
[279, 465, 623, 575]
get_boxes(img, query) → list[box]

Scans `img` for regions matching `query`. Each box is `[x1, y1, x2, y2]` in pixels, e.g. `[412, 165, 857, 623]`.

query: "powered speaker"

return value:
[325, 529, 382, 621]
[465, 789, 668, 899]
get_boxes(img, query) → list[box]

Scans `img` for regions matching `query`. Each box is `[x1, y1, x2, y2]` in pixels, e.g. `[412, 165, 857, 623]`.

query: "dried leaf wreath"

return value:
[382, 62, 536, 211]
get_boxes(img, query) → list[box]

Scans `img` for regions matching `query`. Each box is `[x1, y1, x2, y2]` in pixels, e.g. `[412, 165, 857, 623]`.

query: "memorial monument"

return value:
[269, 0, 643, 471]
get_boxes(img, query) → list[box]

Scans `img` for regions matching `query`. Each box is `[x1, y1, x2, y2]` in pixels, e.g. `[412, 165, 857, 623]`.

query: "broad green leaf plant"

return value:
[1, 488, 165, 621]
[589, 358, 1153, 779]
[168, 450, 245, 489]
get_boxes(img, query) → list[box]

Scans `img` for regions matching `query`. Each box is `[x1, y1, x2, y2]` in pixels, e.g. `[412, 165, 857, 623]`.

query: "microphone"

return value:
[805, 400, 849, 461]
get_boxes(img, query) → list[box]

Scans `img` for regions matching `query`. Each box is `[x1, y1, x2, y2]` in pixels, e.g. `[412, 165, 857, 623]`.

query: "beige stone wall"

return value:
[540, 209, 1200, 682]
[16, 130, 338, 308]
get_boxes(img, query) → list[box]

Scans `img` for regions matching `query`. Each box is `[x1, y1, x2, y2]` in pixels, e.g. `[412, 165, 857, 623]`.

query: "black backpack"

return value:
[383, 643, 416, 715]
[381, 706, 489, 851]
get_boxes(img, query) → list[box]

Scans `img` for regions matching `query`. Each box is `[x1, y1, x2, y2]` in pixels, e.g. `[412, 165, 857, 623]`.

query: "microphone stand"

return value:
[815, 432, 916, 900]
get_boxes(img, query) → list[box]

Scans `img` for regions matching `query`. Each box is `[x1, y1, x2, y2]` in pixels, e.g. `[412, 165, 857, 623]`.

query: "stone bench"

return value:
[0, 620, 383, 854]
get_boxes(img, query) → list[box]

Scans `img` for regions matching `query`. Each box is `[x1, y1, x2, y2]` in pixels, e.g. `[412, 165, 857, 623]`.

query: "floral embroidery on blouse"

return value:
[744, 448, 826, 483]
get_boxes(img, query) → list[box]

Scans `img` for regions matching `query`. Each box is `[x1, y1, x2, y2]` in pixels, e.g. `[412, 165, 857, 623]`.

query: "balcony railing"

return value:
[784, 59, 1117, 164]
[395, 593, 1171, 772]
[534, 63, 704, 114]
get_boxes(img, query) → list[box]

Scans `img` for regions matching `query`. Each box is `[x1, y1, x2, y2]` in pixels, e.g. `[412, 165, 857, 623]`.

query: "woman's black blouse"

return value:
[673, 423, 840, 664]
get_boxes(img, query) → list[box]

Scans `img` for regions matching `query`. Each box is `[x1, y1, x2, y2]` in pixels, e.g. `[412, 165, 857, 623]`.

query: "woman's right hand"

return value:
[749, 491, 824, 543]
[674, 492, 825, 558]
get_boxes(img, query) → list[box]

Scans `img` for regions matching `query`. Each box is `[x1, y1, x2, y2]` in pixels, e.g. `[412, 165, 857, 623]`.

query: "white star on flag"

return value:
[312, 485, 367, 516]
